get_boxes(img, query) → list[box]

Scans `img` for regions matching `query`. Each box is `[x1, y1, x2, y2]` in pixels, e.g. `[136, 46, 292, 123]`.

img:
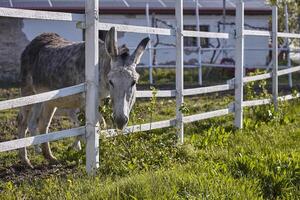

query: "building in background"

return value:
[0, 0, 271, 85]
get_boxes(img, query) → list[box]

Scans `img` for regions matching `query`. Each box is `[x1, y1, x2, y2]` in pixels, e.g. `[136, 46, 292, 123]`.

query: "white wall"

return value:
[21, 14, 270, 68]
[22, 19, 82, 42]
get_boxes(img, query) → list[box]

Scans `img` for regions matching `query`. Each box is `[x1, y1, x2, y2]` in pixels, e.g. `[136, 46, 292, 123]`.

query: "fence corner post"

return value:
[272, 6, 278, 109]
[234, 0, 244, 129]
[85, 0, 99, 175]
[175, 0, 184, 144]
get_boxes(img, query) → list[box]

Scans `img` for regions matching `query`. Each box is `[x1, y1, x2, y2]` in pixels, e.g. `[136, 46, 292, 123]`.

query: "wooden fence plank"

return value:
[243, 72, 272, 83]
[183, 30, 229, 39]
[243, 99, 271, 107]
[0, 127, 85, 152]
[0, 7, 84, 21]
[105, 119, 176, 137]
[183, 108, 233, 124]
[0, 83, 85, 111]
[77, 22, 172, 35]
[98, 22, 172, 35]
[278, 66, 300, 76]
[136, 90, 176, 98]
[183, 84, 233, 96]
[244, 30, 271, 37]
[277, 32, 300, 39]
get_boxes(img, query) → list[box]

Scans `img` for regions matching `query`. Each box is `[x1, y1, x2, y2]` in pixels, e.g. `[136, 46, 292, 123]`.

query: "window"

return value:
[184, 25, 209, 48]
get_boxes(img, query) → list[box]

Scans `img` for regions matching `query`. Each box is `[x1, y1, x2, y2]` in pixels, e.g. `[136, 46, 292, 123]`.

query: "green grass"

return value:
[0, 68, 300, 199]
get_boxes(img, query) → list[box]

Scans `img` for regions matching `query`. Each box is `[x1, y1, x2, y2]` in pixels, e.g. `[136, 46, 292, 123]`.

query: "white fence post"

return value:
[85, 0, 99, 175]
[234, 0, 244, 129]
[284, 4, 292, 88]
[272, 6, 278, 109]
[195, 0, 202, 85]
[175, 0, 184, 143]
[146, 3, 153, 85]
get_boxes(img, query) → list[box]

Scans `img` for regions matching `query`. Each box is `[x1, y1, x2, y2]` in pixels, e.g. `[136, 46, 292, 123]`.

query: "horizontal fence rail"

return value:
[242, 66, 300, 83]
[0, 127, 85, 152]
[183, 83, 234, 96]
[106, 119, 176, 137]
[243, 98, 271, 107]
[243, 72, 272, 83]
[244, 30, 271, 37]
[77, 22, 173, 35]
[277, 32, 300, 39]
[0, 7, 84, 21]
[243, 93, 300, 108]
[278, 66, 300, 76]
[0, 83, 85, 111]
[183, 108, 233, 124]
[136, 90, 176, 98]
[182, 30, 229, 39]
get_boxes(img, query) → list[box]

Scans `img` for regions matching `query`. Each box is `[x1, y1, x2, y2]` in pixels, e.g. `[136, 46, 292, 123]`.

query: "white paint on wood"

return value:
[195, 0, 202, 85]
[284, 4, 292, 88]
[183, 108, 233, 124]
[146, 3, 153, 84]
[243, 93, 300, 107]
[85, 0, 99, 175]
[105, 119, 176, 137]
[277, 32, 300, 39]
[234, 0, 244, 129]
[0, 7, 84, 21]
[99, 22, 173, 35]
[243, 98, 271, 107]
[278, 93, 300, 101]
[272, 6, 278, 109]
[183, 84, 233, 96]
[183, 30, 229, 39]
[75, 22, 173, 36]
[176, 0, 184, 144]
[136, 90, 176, 98]
[243, 72, 272, 83]
[0, 127, 85, 152]
[278, 66, 300, 76]
[0, 83, 85, 111]
[243, 30, 271, 37]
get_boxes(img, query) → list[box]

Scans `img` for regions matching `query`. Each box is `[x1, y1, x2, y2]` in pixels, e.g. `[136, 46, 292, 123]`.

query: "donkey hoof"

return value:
[21, 159, 34, 169]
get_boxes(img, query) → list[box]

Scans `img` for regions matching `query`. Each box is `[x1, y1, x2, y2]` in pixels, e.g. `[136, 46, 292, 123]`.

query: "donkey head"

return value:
[105, 27, 150, 130]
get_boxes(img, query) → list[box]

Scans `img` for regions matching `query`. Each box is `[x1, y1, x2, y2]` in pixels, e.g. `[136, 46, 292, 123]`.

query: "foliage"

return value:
[268, 0, 300, 46]
[0, 86, 300, 199]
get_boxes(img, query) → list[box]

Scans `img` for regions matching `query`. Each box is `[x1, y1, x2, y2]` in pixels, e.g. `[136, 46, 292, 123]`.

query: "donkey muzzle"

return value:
[114, 114, 128, 130]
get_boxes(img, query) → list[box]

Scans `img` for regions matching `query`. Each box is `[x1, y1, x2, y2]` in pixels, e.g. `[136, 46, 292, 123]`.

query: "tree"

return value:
[268, 0, 299, 46]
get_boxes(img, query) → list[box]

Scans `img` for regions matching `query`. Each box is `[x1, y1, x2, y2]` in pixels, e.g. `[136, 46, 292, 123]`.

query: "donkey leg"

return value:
[39, 105, 58, 164]
[17, 106, 34, 168]
[17, 82, 36, 168]
[28, 103, 43, 154]
[69, 109, 82, 151]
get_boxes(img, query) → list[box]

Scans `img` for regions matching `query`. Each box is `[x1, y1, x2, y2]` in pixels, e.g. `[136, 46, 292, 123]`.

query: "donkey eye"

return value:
[109, 80, 114, 88]
[131, 80, 136, 87]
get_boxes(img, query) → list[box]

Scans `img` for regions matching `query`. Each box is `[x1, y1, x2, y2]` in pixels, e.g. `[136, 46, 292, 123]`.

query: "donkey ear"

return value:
[105, 27, 118, 58]
[131, 37, 150, 65]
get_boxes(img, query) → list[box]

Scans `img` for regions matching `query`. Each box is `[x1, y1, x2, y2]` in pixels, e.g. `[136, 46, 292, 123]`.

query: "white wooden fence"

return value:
[0, 0, 300, 175]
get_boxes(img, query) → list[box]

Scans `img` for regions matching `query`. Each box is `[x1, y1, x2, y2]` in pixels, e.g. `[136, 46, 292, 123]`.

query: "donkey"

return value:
[18, 27, 149, 168]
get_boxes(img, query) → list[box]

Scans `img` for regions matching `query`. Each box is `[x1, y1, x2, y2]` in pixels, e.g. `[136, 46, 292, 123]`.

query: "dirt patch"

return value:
[0, 162, 78, 185]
